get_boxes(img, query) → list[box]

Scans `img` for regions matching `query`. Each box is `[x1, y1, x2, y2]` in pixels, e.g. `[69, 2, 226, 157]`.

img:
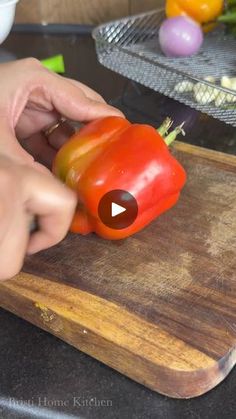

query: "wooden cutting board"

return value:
[0, 142, 236, 399]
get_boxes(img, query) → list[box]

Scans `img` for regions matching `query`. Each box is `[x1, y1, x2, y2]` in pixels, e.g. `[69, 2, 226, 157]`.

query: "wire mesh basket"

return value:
[93, 9, 236, 127]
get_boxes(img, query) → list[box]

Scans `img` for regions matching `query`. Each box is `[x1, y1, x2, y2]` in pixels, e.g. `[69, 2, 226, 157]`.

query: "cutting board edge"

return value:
[174, 141, 236, 168]
[0, 272, 235, 399]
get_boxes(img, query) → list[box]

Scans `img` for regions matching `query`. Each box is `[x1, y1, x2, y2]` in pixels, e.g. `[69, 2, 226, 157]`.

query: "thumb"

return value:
[44, 72, 124, 122]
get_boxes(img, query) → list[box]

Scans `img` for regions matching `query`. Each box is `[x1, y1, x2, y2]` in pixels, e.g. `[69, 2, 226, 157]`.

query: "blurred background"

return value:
[15, 0, 164, 24]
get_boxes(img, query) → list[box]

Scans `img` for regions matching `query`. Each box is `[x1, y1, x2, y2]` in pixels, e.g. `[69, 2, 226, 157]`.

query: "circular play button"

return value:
[98, 189, 138, 230]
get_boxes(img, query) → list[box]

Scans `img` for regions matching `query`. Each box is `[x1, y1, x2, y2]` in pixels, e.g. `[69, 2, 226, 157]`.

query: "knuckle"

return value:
[16, 57, 43, 75]
[46, 228, 68, 249]
[95, 93, 105, 103]
[54, 200, 76, 240]
[58, 185, 77, 211]
[66, 189, 77, 209]
[54, 230, 67, 245]
[22, 57, 42, 68]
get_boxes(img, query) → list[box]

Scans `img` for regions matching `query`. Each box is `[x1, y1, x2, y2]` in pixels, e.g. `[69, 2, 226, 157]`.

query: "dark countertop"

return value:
[0, 26, 235, 419]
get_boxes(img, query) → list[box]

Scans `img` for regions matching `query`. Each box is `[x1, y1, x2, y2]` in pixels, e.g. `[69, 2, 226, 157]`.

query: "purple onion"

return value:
[159, 16, 204, 58]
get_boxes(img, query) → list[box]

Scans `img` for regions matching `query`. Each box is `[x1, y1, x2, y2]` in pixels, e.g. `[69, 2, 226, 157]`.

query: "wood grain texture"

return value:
[0, 143, 236, 398]
[15, 0, 129, 24]
[15, 0, 163, 24]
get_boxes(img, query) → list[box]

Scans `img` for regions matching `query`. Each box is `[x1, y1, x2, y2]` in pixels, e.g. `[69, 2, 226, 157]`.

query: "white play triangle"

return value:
[111, 202, 126, 217]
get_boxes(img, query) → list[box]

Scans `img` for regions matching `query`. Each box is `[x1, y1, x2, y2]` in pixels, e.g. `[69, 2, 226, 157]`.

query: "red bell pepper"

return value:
[52, 116, 186, 240]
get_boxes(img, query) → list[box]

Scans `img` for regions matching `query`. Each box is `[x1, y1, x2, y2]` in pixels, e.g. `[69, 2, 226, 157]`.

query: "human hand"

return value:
[0, 58, 123, 279]
[0, 155, 77, 280]
[0, 57, 123, 168]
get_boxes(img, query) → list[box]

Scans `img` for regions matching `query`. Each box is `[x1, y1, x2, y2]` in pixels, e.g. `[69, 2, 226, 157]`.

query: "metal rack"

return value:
[93, 9, 236, 127]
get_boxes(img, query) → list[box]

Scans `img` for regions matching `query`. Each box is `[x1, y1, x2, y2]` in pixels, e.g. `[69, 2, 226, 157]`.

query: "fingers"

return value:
[0, 158, 31, 279]
[66, 78, 106, 103]
[23, 165, 77, 254]
[19, 132, 56, 168]
[0, 117, 34, 164]
[19, 121, 75, 168]
[16, 108, 60, 140]
[43, 71, 124, 122]
[15, 67, 123, 142]
[0, 57, 124, 168]
[0, 201, 30, 280]
[0, 156, 77, 280]
[46, 120, 75, 150]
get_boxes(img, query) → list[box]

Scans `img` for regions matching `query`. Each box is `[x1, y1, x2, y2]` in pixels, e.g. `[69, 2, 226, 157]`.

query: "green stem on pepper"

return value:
[164, 122, 185, 146]
[157, 117, 173, 136]
[157, 118, 185, 146]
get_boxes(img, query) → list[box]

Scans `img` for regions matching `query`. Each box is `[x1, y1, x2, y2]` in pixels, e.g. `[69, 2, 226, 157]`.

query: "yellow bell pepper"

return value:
[166, 0, 224, 25]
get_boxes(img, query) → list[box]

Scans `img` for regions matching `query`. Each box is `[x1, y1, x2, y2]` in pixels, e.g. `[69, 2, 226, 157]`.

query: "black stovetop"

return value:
[0, 26, 235, 419]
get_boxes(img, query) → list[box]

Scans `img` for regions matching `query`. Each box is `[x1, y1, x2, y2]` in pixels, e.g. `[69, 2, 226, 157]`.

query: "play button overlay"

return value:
[98, 189, 138, 230]
[112, 202, 126, 217]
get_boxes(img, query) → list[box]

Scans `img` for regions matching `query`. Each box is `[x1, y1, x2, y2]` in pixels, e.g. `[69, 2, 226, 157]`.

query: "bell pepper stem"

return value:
[157, 117, 173, 136]
[164, 122, 186, 147]
[157, 118, 185, 146]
